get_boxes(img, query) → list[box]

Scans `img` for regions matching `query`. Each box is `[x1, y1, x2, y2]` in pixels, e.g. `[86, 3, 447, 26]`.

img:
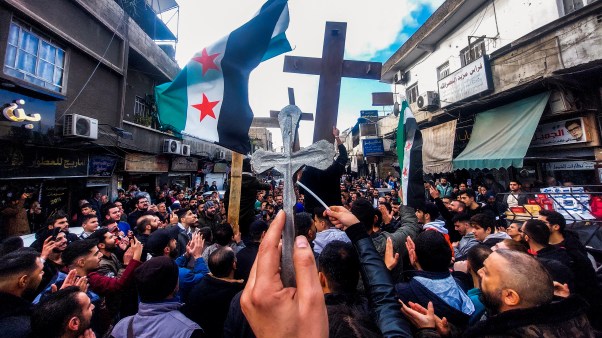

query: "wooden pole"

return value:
[227, 151, 243, 234]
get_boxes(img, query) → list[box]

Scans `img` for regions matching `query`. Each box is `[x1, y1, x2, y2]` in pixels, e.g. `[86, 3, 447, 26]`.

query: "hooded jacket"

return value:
[112, 300, 202, 338]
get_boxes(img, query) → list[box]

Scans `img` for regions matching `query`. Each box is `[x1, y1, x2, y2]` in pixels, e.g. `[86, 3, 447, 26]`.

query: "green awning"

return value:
[453, 92, 550, 170]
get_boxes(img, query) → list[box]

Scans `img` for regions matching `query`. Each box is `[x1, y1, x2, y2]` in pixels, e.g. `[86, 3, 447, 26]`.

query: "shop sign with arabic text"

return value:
[531, 117, 587, 147]
[438, 56, 493, 107]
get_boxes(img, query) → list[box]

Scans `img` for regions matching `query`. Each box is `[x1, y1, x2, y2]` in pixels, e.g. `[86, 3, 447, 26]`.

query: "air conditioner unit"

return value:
[216, 150, 226, 160]
[163, 139, 181, 154]
[417, 91, 439, 110]
[181, 144, 191, 156]
[394, 70, 410, 84]
[63, 114, 98, 140]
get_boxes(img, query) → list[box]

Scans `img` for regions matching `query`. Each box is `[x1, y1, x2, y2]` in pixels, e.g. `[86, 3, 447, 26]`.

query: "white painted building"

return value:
[379, 0, 602, 186]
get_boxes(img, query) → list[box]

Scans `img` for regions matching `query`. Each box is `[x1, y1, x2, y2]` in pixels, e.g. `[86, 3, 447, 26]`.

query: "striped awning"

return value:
[422, 119, 457, 174]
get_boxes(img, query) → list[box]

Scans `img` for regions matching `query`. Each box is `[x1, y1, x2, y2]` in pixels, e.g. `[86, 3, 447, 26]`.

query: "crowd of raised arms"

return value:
[1, 165, 601, 338]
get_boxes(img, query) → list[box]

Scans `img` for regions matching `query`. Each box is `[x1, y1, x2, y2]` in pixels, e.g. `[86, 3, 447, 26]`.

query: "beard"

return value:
[22, 286, 39, 303]
[479, 288, 503, 316]
[169, 246, 179, 259]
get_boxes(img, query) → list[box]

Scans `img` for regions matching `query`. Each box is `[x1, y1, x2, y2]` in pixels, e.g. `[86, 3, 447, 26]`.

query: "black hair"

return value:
[62, 239, 99, 267]
[101, 219, 117, 228]
[198, 227, 213, 245]
[564, 119, 581, 130]
[350, 199, 377, 227]
[88, 228, 110, 244]
[318, 241, 359, 293]
[79, 203, 93, 211]
[0, 247, 39, 276]
[381, 201, 392, 213]
[0, 236, 24, 257]
[470, 213, 496, 233]
[248, 220, 268, 242]
[459, 188, 476, 199]
[176, 207, 191, 220]
[134, 195, 148, 204]
[214, 223, 234, 246]
[102, 203, 118, 218]
[31, 286, 83, 338]
[466, 245, 492, 273]
[79, 214, 98, 225]
[46, 211, 68, 228]
[523, 219, 551, 246]
[539, 209, 566, 232]
[327, 304, 382, 338]
[451, 212, 471, 224]
[208, 247, 236, 278]
[294, 212, 314, 238]
[414, 230, 452, 272]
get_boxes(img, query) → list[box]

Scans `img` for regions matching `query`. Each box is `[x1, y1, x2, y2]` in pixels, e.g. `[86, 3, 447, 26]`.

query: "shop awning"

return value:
[452, 92, 550, 170]
[422, 119, 457, 174]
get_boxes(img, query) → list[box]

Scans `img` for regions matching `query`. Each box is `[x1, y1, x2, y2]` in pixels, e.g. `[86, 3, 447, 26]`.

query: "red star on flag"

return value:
[405, 141, 412, 151]
[192, 94, 219, 122]
[403, 167, 408, 177]
[192, 48, 220, 75]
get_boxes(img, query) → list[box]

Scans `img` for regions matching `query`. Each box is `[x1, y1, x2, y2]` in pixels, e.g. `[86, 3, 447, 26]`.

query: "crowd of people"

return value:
[1, 162, 601, 337]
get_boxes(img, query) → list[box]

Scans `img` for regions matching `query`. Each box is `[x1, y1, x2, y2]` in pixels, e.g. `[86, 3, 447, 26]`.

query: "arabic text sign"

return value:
[438, 56, 493, 107]
[88, 155, 118, 177]
[545, 161, 595, 171]
[531, 117, 587, 147]
[0, 145, 88, 178]
[360, 110, 378, 118]
[362, 138, 385, 156]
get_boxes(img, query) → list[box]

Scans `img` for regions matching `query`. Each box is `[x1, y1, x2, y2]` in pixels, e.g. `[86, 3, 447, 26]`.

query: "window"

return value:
[4, 20, 65, 93]
[134, 96, 152, 126]
[437, 62, 450, 81]
[563, 0, 584, 14]
[406, 83, 419, 104]
[460, 39, 486, 66]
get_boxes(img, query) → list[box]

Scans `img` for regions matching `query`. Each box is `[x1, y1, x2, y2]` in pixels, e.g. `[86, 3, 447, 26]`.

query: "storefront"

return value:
[168, 157, 198, 189]
[121, 153, 169, 195]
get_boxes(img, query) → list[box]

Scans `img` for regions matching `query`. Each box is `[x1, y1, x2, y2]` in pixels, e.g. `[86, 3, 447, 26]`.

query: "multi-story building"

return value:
[249, 127, 274, 153]
[381, 0, 602, 187]
[0, 0, 230, 217]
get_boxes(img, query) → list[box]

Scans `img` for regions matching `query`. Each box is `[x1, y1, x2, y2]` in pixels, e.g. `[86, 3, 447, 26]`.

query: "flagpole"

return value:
[227, 151, 243, 234]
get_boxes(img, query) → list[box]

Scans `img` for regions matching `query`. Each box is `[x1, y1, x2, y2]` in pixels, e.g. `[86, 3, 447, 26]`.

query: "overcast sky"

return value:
[165, 0, 443, 149]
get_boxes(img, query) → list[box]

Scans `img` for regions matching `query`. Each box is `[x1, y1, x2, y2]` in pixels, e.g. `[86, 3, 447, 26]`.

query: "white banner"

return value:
[545, 161, 595, 171]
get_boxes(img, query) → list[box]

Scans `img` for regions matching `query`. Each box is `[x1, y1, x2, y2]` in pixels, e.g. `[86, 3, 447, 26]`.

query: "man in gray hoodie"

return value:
[452, 213, 479, 261]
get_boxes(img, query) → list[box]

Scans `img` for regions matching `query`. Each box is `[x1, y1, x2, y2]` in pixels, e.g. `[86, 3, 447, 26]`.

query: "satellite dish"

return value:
[393, 102, 400, 116]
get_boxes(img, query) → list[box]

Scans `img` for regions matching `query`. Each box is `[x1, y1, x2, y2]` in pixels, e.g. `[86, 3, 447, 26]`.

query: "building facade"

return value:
[380, 0, 602, 188]
[0, 0, 231, 218]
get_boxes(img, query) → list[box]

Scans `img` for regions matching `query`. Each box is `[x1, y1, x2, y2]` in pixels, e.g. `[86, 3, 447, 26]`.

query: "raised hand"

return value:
[406, 236, 418, 268]
[324, 205, 360, 231]
[384, 237, 399, 270]
[241, 211, 328, 338]
[41, 236, 57, 261]
[129, 236, 143, 261]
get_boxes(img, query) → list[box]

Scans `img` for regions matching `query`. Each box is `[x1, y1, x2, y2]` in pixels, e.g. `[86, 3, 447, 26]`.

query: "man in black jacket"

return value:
[404, 249, 596, 338]
[0, 248, 44, 338]
[224, 158, 271, 241]
[298, 127, 347, 215]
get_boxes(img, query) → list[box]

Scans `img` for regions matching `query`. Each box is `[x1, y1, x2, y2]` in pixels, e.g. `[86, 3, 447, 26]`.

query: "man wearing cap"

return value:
[111, 256, 203, 338]
[145, 227, 209, 301]
[197, 201, 222, 233]
[173, 208, 197, 256]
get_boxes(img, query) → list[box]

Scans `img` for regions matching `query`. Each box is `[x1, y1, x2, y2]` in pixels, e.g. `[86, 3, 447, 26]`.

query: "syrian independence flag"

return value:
[397, 101, 424, 209]
[155, 0, 291, 155]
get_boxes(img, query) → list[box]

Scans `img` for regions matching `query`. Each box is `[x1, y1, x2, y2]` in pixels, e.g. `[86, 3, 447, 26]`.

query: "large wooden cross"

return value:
[283, 21, 382, 143]
[251, 88, 313, 151]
